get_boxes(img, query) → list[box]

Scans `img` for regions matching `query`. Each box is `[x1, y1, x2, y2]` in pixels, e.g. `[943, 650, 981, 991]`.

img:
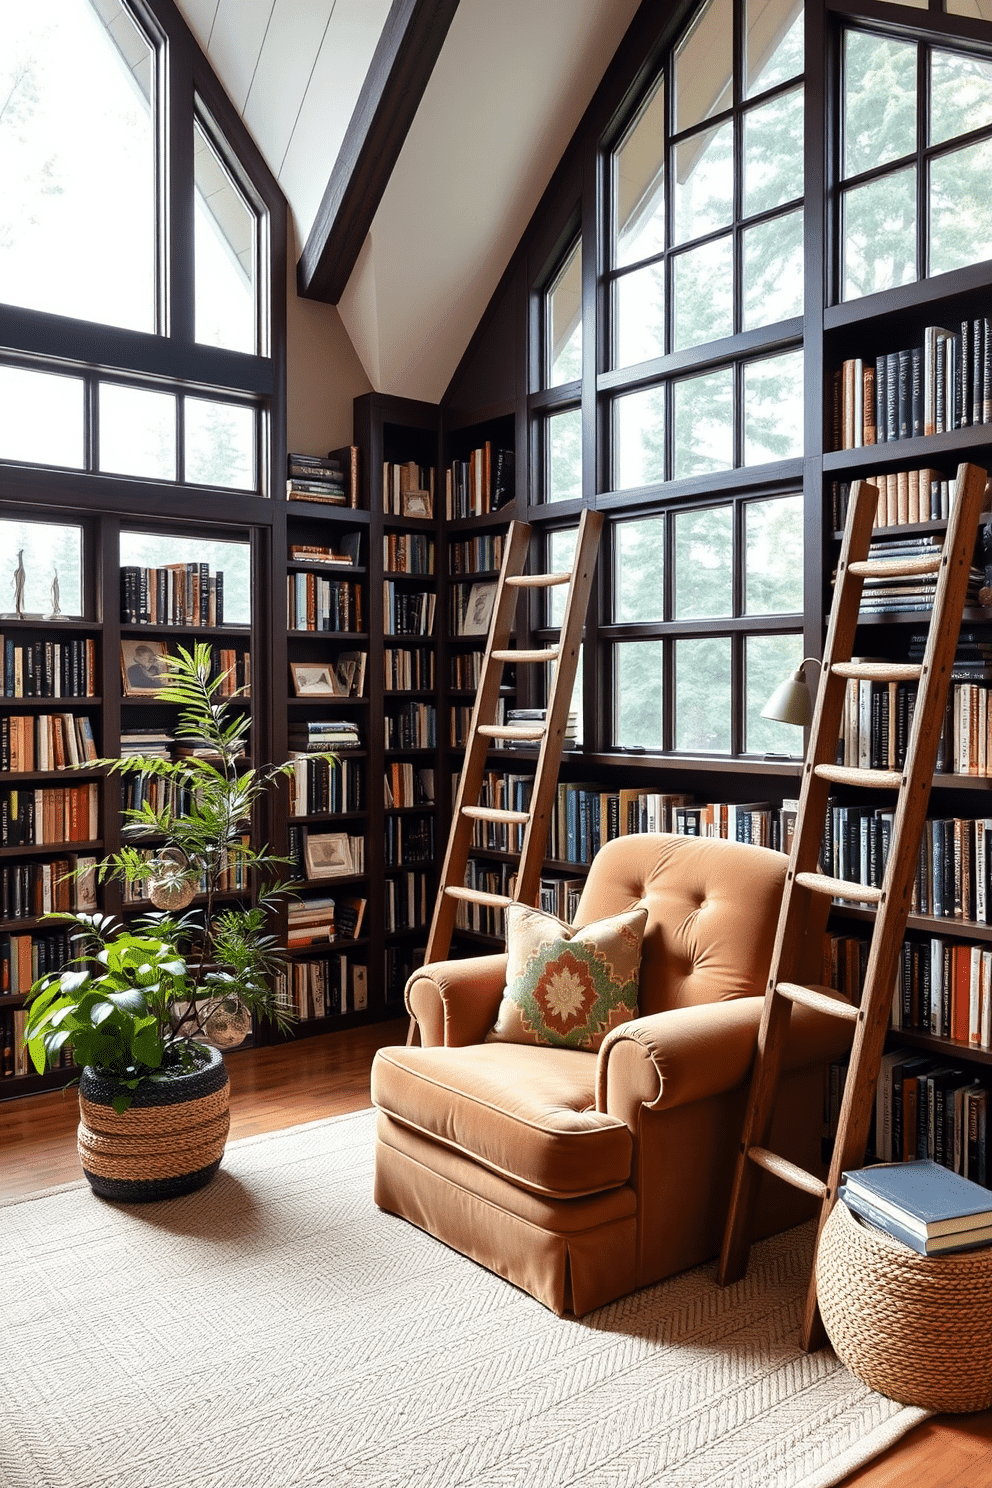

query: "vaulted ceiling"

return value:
[175, 0, 642, 402]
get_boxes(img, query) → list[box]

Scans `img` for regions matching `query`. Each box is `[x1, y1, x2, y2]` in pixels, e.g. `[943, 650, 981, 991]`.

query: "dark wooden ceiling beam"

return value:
[297, 0, 460, 305]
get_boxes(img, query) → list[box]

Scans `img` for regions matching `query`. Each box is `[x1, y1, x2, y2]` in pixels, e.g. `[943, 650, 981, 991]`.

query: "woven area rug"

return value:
[0, 1108, 925, 1488]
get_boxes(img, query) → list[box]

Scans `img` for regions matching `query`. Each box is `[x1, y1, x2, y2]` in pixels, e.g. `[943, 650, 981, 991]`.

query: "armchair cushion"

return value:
[487, 902, 648, 1051]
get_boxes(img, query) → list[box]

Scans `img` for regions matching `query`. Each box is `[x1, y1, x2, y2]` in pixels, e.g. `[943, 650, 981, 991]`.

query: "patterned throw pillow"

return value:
[488, 903, 648, 1052]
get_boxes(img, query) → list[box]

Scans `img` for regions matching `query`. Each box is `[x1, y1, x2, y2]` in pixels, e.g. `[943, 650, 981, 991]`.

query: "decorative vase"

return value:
[77, 1045, 230, 1202]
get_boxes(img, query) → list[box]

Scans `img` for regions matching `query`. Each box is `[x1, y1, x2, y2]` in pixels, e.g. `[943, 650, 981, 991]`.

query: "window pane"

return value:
[615, 516, 666, 623]
[676, 636, 731, 752]
[743, 350, 804, 464]
[99, 384, 176, 481]
[743, 85, 804, 218]
[615, 77, 666, 268]
[0, 518, 83, 618]
[673, 236, 733, 351]
[120, 531, 252, 626]
[672, 368, 733, 480]
[745, 0, 804, 98]
[843, 32, 917, 180]
[674, 122, 734, 244]
[745, 496, 803, 613]
[547, 410, 582, 502]
[547, 240, 582, 386]
[746, 634, 804, 754]
[548, 528, 578, 627]
[674, 506, 733, 619]
[675, 0, 732, 133]
[0, 0, 155, 332]
[842, 167, 917, 301]
[615, 262, 666, 367]
[743, 209, 804, 329]
[931, 48, 992, 146]
[0, 366, 84, 469]
[946, 0, 992, 17]
[195, 118, 258, 356]
[615, 386, 665, 491]
[930, 139, 992, 278]
[185, 399, 255, 489]
[614, 641, 663, 749]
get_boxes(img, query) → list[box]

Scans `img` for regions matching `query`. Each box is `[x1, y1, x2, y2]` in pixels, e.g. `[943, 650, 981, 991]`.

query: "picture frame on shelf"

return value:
[290, 663, 338, 697]
[460, 581, 497, 637]
[121, 639, 170, 696]
[402, 489, 432, 519]
[304, 832, 354, 879]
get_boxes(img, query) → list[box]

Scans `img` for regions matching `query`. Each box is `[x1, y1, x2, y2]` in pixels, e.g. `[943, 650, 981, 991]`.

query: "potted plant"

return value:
[22, 642, 306, 1202]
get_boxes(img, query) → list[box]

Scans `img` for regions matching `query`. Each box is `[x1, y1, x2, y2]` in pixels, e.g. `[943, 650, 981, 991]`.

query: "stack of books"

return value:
[840, 1159, 992, 1255]
[500, 708, 578, 749]
[288, 720, 361, 752]
[286, 452, 348, 505]
[849, 536, 982, 615]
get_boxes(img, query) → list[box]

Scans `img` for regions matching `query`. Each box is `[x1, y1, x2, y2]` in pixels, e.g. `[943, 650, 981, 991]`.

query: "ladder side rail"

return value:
[424, 521, 533, 967]
[717, 479, 880, 1285]
[513, 509, 605, 909]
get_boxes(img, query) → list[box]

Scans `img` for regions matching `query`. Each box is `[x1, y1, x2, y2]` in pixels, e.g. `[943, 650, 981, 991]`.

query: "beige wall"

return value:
[285, 238, 372, 455]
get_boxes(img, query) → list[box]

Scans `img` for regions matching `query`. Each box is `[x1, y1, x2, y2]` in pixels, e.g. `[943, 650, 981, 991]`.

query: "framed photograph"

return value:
[402, 489, 433, 519]
[121, 639, 170, 697]
[460, 581, 497, 637]
[304, 832, 354, 879]
[290, 663, 338, 697]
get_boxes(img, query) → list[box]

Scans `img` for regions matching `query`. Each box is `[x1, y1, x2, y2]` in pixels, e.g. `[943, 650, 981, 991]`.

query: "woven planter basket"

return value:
[817, 1197, 992, 1412]
[77, 1045, 230, 1203]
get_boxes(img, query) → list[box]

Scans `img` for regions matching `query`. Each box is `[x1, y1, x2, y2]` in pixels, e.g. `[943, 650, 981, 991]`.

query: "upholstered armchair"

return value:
[371, 833, 853, 1316]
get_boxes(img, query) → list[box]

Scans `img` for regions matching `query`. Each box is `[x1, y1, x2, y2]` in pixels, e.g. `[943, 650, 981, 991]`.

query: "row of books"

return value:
[448, 534, 504, 574]
[831, 319, 992, 450]
[826, 927, 992, 1046]
[0, 712, 98, 772]
[384, 646, 434, 691]
[538, 875, 584, 923]
[544, 785, 797, 865]
[847, 535, 983, 615]
[874, 1047, 990, 1180]
[287, 755, 363, 818]
[449, 651, 486, 690]
[839, 1159, 991, 1256]
[287, 828, 366, 884]
[120, 774, 194, 816]
[0, 854, 97, 924]
[830, 469, 954, 530]
[383, 534, 434, 575]
[1, 636, 97, 698]
[0, 784, 99, 846]
[286, 448, 358, 507]
[120, 643, 250, 699]
[288, 534, 361, 567]
[1, 1007, 73, 1078]
[286, 574, 362, 633]
[286, 893, 367, 947]
[823, 806, 992, 923]
[274, 955, 368, 1019]
[383, 871, 430, 933]
[454, 860, 515, 936]
[120, 564, 225, 627]
[382, 460, 434, 517]
[384, 702, 436, 750]
[383, 583, 436, 637]
[457, 769, 533, 854]
[449, 579, 496, 637]
[2, 927, 73, 995]
[384, 815, 435, 869]
[445, 444, 514, 520]
[383, 762, 434, 809]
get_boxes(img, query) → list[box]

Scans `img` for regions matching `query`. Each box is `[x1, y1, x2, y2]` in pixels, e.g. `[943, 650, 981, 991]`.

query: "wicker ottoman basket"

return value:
[817, 1197, 992, 1413]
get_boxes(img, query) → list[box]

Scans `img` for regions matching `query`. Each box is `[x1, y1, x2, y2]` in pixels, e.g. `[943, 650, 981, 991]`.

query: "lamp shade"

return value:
[760, 665, 813, 728]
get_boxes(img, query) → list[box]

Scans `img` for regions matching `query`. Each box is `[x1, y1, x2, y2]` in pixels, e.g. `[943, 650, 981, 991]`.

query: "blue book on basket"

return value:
[841, 1159, 992, 1240]
[839, 1184, 992, 1255]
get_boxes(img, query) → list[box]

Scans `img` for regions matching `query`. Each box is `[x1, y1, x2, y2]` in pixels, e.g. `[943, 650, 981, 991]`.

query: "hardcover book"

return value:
[841, 1157, 992, 1238]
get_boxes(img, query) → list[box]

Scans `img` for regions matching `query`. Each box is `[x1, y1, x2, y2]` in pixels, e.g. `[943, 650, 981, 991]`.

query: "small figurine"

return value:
[12, 549, 26, 620]
[47, 566, 62, 620]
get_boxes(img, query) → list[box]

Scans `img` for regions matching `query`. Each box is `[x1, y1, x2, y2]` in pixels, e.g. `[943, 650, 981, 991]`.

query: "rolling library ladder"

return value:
[718, 461, 989, 1350]
[423, 507, 604, 972]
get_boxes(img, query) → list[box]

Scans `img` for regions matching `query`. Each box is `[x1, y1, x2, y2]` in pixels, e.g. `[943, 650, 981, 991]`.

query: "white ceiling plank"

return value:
[174, 0, 222, 55]
[279, 0, 393, 242]
[242, 0, 338, 176]
[200, 0, 278, 113]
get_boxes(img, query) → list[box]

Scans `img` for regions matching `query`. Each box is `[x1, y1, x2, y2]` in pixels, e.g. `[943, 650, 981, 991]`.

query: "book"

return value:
[839, 1184, 992, 1255]
[841, 1158, 992, 1239]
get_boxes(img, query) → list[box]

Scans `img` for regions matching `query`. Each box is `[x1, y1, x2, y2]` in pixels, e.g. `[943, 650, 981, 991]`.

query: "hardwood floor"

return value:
[2, 1021, 990, 1487]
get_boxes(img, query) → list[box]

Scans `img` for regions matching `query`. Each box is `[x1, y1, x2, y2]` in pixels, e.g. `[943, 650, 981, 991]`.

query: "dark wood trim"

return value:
[298, 0, 461, 304]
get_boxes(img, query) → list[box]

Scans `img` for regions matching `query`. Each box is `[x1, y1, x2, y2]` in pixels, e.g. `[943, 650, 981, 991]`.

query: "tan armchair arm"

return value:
[596, 992, 854, 1131]
[405, 953, 508, 1046]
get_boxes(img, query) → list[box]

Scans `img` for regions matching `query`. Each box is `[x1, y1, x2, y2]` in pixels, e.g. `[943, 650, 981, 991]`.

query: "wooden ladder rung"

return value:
[478, 724, 546, 741]
[830, 661, 923, 682]
[505, 572, 571, 588]
[490, 648, 560, 663]
[794, 871, 883, 904]
[814, 763, 903, 789]
[444, 886, 513, 909]
[747, 1147, 828, 1200]
[461, 805, 531, 825]
[775, 982, 861, 1022]
[848, 556, 942, 577]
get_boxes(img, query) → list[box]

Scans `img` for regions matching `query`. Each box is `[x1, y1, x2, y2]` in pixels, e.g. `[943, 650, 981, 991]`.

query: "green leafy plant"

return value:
[23, 643, 318, 1109]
